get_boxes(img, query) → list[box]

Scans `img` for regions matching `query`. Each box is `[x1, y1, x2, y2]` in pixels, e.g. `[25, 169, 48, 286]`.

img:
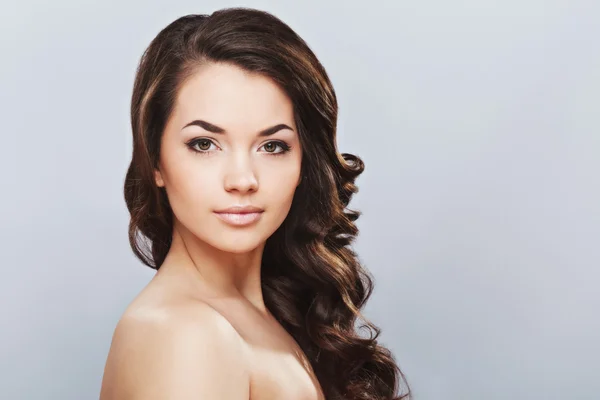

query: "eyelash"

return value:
[186, 138, 291, 157]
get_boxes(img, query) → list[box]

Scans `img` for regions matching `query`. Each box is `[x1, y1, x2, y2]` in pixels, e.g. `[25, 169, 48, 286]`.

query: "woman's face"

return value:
[155, 62, 302, 253]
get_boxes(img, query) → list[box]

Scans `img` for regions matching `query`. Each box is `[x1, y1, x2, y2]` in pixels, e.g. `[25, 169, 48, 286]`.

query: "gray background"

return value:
[1, 0, 598, 399]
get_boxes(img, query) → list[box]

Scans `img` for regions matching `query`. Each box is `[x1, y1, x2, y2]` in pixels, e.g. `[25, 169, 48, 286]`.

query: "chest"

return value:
[247, 344, 325, 400]
[201, 298, 325, 399]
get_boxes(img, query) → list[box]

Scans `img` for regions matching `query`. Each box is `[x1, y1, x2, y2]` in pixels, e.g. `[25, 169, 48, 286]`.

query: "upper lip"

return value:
[214, 205, 264, 214]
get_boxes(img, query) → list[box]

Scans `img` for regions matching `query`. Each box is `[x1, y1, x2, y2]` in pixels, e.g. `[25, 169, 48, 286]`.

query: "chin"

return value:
[207, 233, 267, 254]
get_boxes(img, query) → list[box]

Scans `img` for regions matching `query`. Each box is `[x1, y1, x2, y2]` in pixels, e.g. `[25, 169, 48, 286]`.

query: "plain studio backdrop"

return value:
[1, 0, 598, 399]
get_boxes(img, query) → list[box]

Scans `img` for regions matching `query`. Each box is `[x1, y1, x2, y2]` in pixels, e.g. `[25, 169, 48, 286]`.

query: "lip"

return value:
[213, 205, 264, 227]
[214, 205, 264, 214]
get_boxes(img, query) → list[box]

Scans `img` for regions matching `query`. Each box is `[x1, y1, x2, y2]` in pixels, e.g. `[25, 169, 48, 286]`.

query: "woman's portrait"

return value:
[98, 7, 409, 399]
[3, 1, 599, 400]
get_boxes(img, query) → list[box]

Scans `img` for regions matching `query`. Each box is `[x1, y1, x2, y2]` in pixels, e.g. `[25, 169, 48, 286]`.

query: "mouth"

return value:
[214, 205, 264, 214]
[213, 207, 264, 226]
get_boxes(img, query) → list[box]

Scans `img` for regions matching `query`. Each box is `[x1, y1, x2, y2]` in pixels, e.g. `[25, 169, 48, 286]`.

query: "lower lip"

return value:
[213, 212, 263, 226]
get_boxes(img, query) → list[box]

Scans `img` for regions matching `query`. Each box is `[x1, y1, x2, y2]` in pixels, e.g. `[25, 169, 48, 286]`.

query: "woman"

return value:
[100, 7, 410, 400]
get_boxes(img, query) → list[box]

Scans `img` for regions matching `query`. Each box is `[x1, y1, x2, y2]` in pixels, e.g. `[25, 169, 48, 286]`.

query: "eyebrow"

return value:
[181, 119, 294, 137]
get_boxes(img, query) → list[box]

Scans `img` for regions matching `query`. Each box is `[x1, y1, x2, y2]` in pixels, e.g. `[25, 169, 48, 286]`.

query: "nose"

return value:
[223, 151, 258, 193]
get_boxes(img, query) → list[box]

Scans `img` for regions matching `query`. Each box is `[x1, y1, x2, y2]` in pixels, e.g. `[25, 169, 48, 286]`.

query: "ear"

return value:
[154, 168, 165, 187]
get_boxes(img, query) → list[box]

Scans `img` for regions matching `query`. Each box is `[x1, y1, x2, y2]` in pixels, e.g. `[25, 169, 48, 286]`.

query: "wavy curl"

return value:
[124, 7, 410, 399]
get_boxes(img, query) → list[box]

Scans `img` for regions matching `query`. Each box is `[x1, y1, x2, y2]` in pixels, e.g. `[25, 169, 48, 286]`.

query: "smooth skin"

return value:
[100, 62, 324, 399]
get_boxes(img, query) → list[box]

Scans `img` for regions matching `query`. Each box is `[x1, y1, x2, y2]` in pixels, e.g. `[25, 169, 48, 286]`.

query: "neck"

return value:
[157, 220, 268, 315]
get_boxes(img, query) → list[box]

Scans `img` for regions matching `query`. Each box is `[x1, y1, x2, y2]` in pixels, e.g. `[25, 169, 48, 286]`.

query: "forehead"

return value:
[172, 62, 295, 131]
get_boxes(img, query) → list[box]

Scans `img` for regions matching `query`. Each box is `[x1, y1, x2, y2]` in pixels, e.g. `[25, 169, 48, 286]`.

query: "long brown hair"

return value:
[124, 7, 410, 399]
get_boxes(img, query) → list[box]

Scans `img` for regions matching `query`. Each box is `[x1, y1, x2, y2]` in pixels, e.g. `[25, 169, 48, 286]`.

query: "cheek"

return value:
[261, 162, 301, 213]
[163, 167, 218, 221]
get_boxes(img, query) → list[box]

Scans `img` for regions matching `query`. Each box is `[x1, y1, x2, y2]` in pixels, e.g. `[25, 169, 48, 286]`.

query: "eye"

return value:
[260, 140, 291, 156]
[187, 138, 220, 155]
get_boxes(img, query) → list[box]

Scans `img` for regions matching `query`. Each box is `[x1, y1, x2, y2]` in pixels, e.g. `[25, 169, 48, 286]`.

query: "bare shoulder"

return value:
[100, 299, 250, 400]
